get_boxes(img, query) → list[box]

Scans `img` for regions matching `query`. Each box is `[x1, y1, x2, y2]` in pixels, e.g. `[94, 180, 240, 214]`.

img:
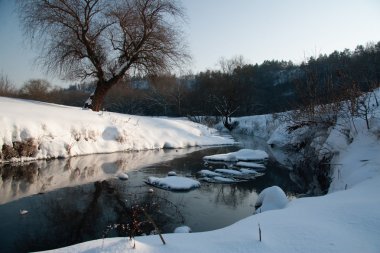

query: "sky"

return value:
[0, 0, 380, 88]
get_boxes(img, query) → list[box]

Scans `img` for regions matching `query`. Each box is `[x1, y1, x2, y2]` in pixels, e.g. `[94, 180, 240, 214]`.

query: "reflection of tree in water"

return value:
[110, 182, 185, 234]
[214, 184, 251, 208]
[20, 180, 184, 252]
[198, 181, 253, 208]
[0, 163, 40, 199]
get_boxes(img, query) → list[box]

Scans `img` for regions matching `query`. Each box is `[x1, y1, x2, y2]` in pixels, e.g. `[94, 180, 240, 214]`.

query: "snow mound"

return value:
[235, 161, 266, 169]
[255, 186, 288, 213]
[145, 176, 200, 191]
[198, 167, 263, 183]
[173, 226, 192, 233]
[0, 97, 234, 162]
[197, 170, 222, 177]
[215, 168, 243, 176]
[200, 176, 240, 183]
[213, 176, 238, 183]
[117, 173, 129, 180]
[198, 169, 245, 183]
[239, 168, 262, 175]
[168, 171, 177, 176]
[203, 149, 268, 162]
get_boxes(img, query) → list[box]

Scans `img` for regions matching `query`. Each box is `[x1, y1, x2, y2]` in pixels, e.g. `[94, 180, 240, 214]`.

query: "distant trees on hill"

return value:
[1, 41, 380, 118]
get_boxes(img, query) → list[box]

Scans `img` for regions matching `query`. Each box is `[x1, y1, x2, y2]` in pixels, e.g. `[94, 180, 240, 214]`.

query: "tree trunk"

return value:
[83, 81, 114, 111]
[222, 115, 234, 131]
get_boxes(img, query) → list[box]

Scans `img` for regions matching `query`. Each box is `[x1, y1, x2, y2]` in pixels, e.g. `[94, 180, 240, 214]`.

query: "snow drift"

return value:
[0, 97, 234, 162]
[254, 186, 288, 213]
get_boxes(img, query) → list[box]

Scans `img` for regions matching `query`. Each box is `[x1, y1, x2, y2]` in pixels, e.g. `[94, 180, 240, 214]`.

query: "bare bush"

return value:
[19, 79, 52, 101]
[287, 72, 343, 132]
[349, 83, 379, 130]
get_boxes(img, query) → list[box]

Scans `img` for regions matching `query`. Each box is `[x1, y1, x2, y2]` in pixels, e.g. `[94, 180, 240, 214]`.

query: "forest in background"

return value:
[1, 41, 379, 118]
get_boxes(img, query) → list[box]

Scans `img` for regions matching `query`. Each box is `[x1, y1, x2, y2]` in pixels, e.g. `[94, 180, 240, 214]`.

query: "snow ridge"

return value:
[0, 97, 234, 162]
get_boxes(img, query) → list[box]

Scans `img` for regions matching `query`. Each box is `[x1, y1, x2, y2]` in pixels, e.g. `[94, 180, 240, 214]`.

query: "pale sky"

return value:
[0, 0, 380, 88]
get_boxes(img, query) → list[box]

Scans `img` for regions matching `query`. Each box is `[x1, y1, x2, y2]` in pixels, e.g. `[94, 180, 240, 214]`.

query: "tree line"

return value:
[1, 41, 380, 119]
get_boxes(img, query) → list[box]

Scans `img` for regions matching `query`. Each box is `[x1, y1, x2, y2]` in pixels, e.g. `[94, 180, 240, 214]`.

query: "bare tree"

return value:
[0, 73, 17, 96]
[218, 55, 246, 75]
[213, 95, 239, 131]
[17, 0, 188, 111]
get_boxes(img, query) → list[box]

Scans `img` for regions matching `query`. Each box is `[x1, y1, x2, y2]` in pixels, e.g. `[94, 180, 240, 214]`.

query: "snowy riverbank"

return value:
[1, 95, 379, 252]
[41, 124, 380, 253]
[0, 97, 234, 162]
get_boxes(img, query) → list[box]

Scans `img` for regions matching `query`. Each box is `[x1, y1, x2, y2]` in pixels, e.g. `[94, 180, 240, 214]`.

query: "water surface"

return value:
[0, 139, 304, 252]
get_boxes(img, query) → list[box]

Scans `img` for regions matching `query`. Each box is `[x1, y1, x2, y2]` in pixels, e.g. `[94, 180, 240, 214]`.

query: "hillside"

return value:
[0, 97, 234, 162]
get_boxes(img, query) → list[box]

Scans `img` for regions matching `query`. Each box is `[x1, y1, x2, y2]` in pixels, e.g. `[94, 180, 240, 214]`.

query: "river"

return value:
[0, 135, 305, 253]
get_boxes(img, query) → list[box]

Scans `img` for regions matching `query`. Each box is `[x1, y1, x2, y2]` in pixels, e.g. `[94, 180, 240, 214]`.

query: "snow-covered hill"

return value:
[0, 97, 234, 162]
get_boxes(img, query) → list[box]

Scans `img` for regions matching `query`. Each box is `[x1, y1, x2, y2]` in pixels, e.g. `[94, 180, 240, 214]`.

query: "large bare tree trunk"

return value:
[84, 81, 113, 112]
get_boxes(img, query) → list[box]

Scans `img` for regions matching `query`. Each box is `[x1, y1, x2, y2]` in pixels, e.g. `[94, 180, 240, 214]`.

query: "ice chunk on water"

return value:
[146, 176, 200, 191]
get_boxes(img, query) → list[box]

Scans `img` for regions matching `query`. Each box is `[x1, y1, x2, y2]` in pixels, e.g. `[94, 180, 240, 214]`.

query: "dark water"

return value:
[0, 137, 304, 253]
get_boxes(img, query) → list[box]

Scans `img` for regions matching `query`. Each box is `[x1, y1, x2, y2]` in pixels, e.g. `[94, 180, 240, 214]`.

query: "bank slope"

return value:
[0, 97, 234, 162]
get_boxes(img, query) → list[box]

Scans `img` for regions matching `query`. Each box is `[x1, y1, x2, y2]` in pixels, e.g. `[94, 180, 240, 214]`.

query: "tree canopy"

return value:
[17, 0, 188, 111]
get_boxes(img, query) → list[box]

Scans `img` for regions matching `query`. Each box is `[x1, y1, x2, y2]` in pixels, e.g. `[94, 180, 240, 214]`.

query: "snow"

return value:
[328, 127, 380, 193]
[4, 89, 380, 253]
[215, 114, 281, 140]
[254, 186, 288, 214]
[83, 92, 94, 108]
[45, 145, 380, 253]
[145, 176, 201, 191]
[236, 161, 266, 169]
[203, 149, 268, 162]
[117, 172, 129, 180]
[214, 168, 243, 176]
[267, 123, 292, 148]
[239, 168, 261, 175]
[211, 176, 237, 183]
[173, 226, 191, 233]
[167, 171, 177, 176]
[198, 169, 245, 183]
[200, 149, 268, 183]
[197, 169, 222, 177]
[0, 97, 234, 162]
[200, 176, 238, 183]
[198, 167, 262, 183]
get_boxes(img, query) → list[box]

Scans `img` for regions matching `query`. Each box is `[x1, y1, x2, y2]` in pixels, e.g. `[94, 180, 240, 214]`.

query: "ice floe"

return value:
[199, 176, 239, 183]
[203, 149, 268, 162]
[145, 176, 200, 191]
[235, 161, 266, 169]
[215, 168, 244, 176]
[197, 170, 223, 177]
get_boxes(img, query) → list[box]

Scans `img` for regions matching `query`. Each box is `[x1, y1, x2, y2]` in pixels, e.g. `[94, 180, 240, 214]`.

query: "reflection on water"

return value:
[0, 142, 304, 253]
[0, 148, 202, 204]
